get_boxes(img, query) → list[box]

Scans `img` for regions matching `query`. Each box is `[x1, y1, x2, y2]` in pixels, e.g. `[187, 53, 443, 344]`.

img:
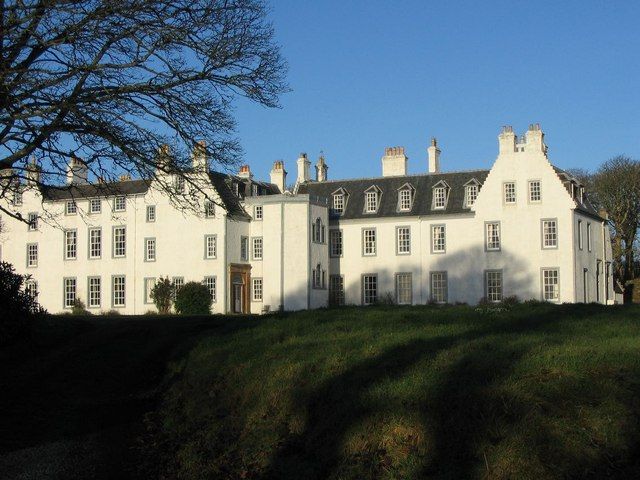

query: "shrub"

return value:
[71, 298, 91, 315]
[103, 309, 122, 316]
[375, 292, 395, 306]
[0, 261, 46, 345]
[501, 295, 520, 309]
[174, 282, 212, 315]
[150, 277, 174, 314]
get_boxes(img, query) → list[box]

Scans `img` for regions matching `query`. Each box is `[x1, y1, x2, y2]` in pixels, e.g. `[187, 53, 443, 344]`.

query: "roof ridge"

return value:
[302, 168, 490, 184]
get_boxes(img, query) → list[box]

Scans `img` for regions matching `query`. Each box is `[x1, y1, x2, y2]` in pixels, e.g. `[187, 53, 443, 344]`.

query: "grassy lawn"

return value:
[2, 303, 640, 479]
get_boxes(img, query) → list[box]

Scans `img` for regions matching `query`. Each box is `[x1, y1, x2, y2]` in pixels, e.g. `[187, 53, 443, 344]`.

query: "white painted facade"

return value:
[0, 125, 616, 314]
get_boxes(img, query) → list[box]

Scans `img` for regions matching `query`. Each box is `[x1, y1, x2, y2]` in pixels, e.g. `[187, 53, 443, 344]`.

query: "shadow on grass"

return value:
[259, 304, 640, 480]
[0, 314, 260, 457]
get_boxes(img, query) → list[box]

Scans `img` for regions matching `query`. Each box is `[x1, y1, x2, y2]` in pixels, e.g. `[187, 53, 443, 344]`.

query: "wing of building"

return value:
[0, 125, 617, 314]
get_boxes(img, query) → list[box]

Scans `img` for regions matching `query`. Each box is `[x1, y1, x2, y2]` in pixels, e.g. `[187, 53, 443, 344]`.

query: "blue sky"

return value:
[233, 0, 640, 181]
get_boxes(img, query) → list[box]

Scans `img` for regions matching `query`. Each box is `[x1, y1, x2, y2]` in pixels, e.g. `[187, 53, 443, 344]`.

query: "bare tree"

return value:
[590, 156, 640, 282]
[0, 0, 288, 220]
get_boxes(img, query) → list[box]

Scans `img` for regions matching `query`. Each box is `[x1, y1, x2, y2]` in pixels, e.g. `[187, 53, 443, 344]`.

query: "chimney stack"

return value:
[192, 140, 209, 172]
[315, 153, 328, 182]
[238, 164, 253, 179]
[296, 153, 310, 184]
[427, 138, 440, 174]
[498, 126, 516, 154]
[525, 123, 545, 153]
[66, 156, 88, 185]
[270, 160, 287, 193]
[381, 146, 408, 177]
[26, 157, 42, 186]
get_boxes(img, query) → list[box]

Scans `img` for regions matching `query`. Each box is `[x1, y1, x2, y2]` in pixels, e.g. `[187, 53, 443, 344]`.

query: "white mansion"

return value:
[0, 125, 616, 314]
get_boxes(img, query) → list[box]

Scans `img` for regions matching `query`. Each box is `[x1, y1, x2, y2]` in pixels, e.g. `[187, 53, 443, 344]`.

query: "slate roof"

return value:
[552, 166, 602, 219]
[297, 170, 489, 220]
[41, 179, 150, 201]
[207, 172, 250, 219]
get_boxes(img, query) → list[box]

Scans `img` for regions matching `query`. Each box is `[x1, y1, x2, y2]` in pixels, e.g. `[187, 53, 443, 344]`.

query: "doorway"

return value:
[229, 263, 251, 314]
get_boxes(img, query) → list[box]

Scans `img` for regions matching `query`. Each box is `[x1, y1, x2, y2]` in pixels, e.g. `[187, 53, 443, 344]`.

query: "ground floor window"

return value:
[542, 268, 559, 302]
[485, 270, 503, 302]
[329, 275, 345, 306]
[172, 277, 184, 300]
[144, 277, 156, 304]
[112, 275, 126, 307]
[203, 276, 217, 303]
[362, 274, 377, 305]
[88, 277, 101, 308]
[64, 277, 76, 308]
[252, 278, 263, 301]
[25, 280, 38, 301]
[395, 273, 412, 305]
[430, 271, 447, 303]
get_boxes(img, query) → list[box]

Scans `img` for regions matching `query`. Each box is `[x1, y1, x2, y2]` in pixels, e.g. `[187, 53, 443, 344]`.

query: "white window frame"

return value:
[577, 219, 583, 250]
[27, 212, 38, 231]
[541, 268, 560, 302]
[204, 234, 217, 259]
[395, 272, 412, 305]
[144, 237, 156, 262]
[205, 200, 215, 218]
[172, 277, 184, 300]
[252, 278, 263, 302]
[431, 224, 446, 254]
[362, 274, 378, 305]
[398, 188, 412, 211]
[485, 222, 501, 251]
[64, 229, 77, 260]
[64, 277, 77, 308]
[396, 226, 411, 255]
[146, 205, 156, 222]
[329, 229, 343, 257]
[541, 219, 558, 249]
[332, 193, 345, 216]
[464, 184, 478, 208]
[89, 227, 102, 259]
[254, 205, 263, 220]
[114, 196, 126, 212]
[203, 276, 216, 303]
[25, 280, 38, 301]
[432, 186, 447, 210]
[364, 190, 378, 213]
[112, 275, 126, 307]
[430, 271, 448, 303]
[587, 223, 592, 252]
[88, 276, 101, 308]
[144, 277, 156, 304]
[27, 243, 38, 267]
[528, 180, 541, 203]
[113, 226, 126, 258]
[485, 270, 503, 303]
[252, 237, 263, 260]
[503, 182, 516, 204]
[90, 198, 102, 214]
[65, 200, 77, 215]
[362, 228, 376, 256]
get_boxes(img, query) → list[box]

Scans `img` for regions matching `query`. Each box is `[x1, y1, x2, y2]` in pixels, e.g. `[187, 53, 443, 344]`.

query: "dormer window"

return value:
[463, 179, 480, 208]
[431, 181, 449, 210]
[364, 186, 382, 214]
[397, 183, 415, 212]
[330, 187, 349, 217]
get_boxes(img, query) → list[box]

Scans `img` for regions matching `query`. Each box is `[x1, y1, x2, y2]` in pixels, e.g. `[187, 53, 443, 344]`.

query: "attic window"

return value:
[330, 188, 348, 217]
[397, 183, 415, 212]
[364, 186, 382, 214]
[431, 182, 449, 210]
[463, 179, 480, 208]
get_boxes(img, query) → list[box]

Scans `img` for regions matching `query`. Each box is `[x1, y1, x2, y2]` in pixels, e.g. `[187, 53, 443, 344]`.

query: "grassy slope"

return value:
[1, 304, 639, 479]
[0, 315, 256, 479]
[152, 304, 640, 480]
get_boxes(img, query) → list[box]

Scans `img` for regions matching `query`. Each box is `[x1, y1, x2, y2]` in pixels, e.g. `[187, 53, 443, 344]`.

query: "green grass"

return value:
[2, 304, 640, 479]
